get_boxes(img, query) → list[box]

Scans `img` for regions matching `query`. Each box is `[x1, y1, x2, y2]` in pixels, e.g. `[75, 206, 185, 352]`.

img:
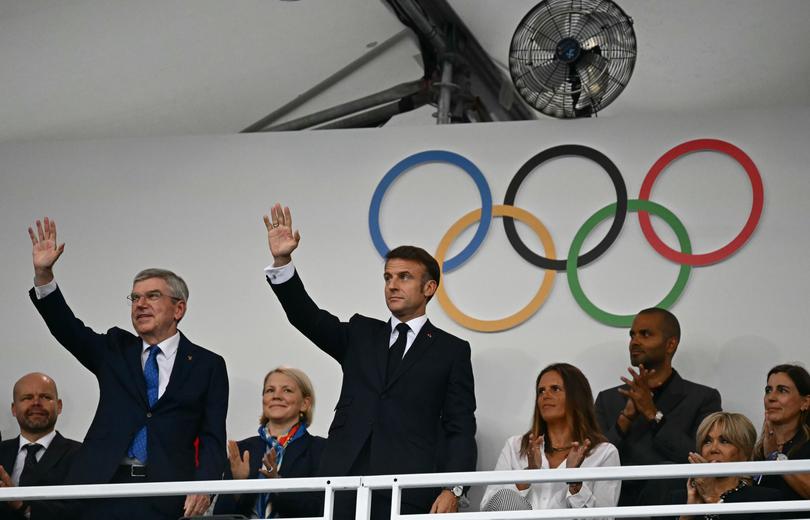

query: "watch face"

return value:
[452, 485, 464, 497]
[776, 453, 789, 461]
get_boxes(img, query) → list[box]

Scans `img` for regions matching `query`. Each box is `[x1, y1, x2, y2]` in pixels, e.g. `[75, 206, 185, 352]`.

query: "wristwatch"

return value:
[652, 410, 664, 424]
[446, 485, 464, 498]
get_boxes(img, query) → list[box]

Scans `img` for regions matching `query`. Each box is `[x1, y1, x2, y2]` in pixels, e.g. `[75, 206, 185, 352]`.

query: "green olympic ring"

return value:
[567, 199, 692, 327]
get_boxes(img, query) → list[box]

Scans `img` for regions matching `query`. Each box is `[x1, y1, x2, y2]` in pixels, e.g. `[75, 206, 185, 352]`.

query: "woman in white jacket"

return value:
[481, 363, 621, 517]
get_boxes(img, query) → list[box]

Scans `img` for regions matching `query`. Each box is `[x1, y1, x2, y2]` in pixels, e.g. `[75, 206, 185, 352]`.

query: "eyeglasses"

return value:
[126, 290, 181, 305]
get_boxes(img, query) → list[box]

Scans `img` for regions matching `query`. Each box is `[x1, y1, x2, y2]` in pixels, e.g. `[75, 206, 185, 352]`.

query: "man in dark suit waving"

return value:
[26, 217, 228, 520]
[0, 372, 81, 520]
[263, 204, 477, 519]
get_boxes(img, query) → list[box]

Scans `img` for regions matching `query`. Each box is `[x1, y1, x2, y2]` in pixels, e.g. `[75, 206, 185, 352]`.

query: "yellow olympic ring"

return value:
[435, 204, 556, 332]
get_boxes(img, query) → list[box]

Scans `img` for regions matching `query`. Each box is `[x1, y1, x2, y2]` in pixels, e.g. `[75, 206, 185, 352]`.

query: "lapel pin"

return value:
[427, 332, 432, 338]
[187, 355, 193, 361]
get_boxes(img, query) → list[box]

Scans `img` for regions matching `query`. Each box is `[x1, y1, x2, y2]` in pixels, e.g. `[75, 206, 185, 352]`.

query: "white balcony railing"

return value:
[1, 460, 809, 519]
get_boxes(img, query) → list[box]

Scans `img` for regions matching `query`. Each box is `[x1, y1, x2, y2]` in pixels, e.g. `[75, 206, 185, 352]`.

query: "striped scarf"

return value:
[255, 421, 307, 518]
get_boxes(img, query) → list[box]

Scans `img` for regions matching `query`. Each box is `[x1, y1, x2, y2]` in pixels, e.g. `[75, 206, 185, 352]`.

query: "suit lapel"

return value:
[0, 437, 20, 474]
[33, 432, 68, 474]
[158, 332, 195, 405]
[124, 336, 148, 408]
[375, 321, 392, 387]
[654, 370, 687, 415]
[385, 320, 436, 388]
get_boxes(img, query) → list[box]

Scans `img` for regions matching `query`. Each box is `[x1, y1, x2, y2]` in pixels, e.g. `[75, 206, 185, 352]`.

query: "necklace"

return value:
[703, 480, 748, 520]
[548, 444, 573, 452]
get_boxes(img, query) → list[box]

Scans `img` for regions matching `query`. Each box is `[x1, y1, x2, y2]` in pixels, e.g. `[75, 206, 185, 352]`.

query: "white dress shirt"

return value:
[11, 430, 57, 486]
[480, 435, 621, 518]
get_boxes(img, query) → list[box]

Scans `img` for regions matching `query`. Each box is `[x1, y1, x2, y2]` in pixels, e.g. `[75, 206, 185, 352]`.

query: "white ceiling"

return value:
[1, 0, 808, 143]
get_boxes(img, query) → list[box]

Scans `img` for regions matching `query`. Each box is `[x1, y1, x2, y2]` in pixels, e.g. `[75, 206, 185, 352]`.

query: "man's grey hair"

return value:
[133, 268, 189, 301]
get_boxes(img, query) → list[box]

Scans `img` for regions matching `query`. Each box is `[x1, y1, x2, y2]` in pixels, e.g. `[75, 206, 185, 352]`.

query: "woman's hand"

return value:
[762, 419, 778, 455]
[685, 477, 702, 504]
[526, 433, 543, 470]
[566, 439, 591, 469]
[259, 449, 280, 479]
[227, 440, 251, 480]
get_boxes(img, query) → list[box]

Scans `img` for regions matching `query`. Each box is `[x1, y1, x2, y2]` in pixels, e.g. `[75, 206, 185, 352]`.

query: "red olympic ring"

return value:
[638, 138, 764, 266]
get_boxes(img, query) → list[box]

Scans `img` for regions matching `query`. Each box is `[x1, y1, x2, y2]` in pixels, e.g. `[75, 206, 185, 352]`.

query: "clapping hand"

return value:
[566, 439, 591, 469]
[264, 203, 300, 266]
[526, 432, 544, 470]
[259, 449, 279, 479]
[0, 465, 23, 511]
[227, 440, 251, 480]
[618, 364, 660, 421]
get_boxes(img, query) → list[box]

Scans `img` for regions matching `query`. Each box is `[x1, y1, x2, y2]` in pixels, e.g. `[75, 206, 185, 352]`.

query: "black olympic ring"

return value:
[502, 144, 628, 271]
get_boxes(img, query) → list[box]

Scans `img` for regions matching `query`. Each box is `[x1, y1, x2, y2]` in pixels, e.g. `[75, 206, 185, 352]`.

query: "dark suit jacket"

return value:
[214, 432, 326, 518]
[0, 432, 81, 520]
[29, 287, 228, 490]
[594, 369, 721, 507]
[269, 271, 477, 510]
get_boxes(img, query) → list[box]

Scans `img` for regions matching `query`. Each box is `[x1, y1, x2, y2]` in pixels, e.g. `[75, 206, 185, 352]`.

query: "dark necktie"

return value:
[19, 443, 43, 486]
[386, 323, 410, 383]
[128, 345, 160, 463]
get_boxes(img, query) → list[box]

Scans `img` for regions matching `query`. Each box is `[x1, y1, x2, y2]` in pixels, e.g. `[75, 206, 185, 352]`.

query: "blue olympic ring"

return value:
[368, 150, 493, 273]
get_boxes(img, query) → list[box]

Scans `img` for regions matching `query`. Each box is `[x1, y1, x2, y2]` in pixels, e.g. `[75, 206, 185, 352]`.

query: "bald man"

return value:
[0, 373, 81, 520]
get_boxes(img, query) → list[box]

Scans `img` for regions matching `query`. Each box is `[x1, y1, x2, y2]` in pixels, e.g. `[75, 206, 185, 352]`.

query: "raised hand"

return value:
[619, 364, 659, 421]
[28, 217, 65, 285]
[263, 203, 300, 266]
[258, 448, 279, 479]
[227, 440, 251, 480]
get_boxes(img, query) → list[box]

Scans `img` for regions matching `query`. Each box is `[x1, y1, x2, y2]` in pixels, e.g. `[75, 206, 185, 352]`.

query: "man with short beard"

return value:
[0, 373, 81, 520]
[594, 307, 722, 513]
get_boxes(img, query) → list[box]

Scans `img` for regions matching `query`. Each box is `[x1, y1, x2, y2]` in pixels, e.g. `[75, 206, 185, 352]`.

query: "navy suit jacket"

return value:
[594, 369, 721, 507]
[0, 432, 81, 520]
[269, 270, 477, 510]
[29, 286, 228, 487]
[214, 431, 326, 518]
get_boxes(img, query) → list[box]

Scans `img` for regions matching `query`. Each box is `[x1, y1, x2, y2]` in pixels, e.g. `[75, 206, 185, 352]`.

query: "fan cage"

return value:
[509, 0, 637, 118]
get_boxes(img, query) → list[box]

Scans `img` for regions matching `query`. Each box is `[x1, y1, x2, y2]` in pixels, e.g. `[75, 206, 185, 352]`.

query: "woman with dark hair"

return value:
[674, 412, 781, 520]
[753, 364, 810, 502]
[214, 366, 326, 518]
[480, 363, 620, 516]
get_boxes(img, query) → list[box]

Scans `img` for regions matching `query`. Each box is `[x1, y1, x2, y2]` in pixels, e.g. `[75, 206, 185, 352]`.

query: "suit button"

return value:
[146, 412, 152, 418]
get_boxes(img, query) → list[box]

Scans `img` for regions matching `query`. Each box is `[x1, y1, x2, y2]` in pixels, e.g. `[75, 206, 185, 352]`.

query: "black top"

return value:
[670, 482, 783, 520]
[757, 430, 810, 500]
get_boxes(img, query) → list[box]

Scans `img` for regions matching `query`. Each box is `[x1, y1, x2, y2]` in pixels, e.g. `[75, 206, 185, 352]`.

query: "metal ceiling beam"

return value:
[386, 0, 535, 123]
[241, 29, 411, 133]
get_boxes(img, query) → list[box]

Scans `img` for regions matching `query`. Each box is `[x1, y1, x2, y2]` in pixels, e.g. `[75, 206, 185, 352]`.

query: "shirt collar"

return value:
[142, 331, 181, 358]
[18, 429, 57, 454]
[390, 314, 428, 337]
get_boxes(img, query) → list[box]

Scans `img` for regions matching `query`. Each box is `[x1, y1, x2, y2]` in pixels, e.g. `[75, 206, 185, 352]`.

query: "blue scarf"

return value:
[255, 422, 308, 519]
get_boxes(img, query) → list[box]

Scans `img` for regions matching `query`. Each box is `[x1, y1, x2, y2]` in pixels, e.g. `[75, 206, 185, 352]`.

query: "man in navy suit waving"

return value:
[27, 217, 228, 520]
[263, 204, 477, 519]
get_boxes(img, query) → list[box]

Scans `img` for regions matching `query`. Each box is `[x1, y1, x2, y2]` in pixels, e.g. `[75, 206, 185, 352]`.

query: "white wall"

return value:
[1, 109, 807, 504]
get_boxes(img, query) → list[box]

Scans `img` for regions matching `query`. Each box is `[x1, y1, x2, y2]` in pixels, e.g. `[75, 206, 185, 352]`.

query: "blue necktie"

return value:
[128, 345, 160, 463]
